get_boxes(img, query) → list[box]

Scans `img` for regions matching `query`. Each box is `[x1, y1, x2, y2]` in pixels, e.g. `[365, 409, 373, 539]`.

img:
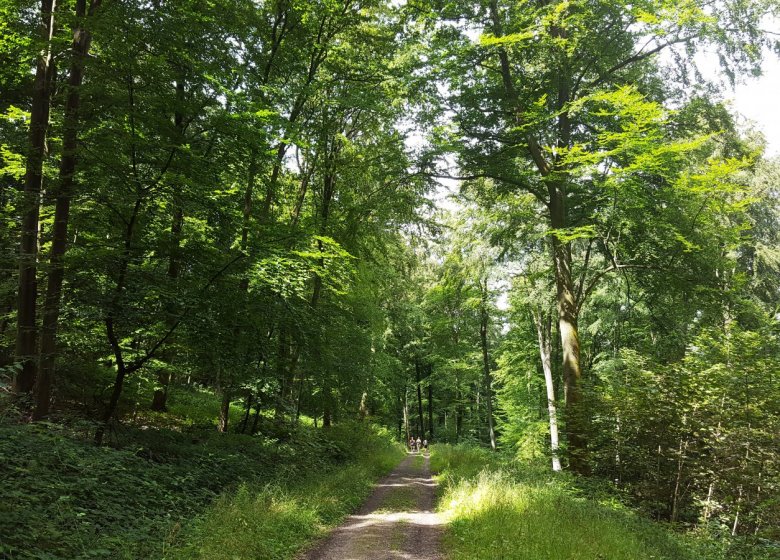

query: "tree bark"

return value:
[479, 285, 496, 451]
[35, 0, 101, 418]
[218, 390, 231, 433]
[415, 359, 424, 437]
[533, 308, 562, 471]
[427, 375, 434, 440]
[549, 183, 588, 472]
[14, 0, 58, 395]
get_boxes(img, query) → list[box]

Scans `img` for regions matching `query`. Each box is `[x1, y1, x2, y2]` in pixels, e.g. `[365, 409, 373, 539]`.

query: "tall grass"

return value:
[163, 425, 403, 560]
[431, 445, 717, 560]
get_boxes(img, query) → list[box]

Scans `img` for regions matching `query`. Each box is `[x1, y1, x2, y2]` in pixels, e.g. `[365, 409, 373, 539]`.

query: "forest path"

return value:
[301, 452, 444, 560]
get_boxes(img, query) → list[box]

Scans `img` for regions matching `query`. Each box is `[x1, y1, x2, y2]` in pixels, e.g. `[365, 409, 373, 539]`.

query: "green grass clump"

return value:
[431, 445, 728, 560]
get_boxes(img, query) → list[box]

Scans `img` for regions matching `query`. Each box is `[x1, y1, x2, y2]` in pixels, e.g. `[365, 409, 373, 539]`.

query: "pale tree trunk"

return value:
[14, 0, 58, 395]
[533, 308, 561, 471]
[403, 387, 410, 442]
[35, 0, 102, 418]
[216, 364, 230, 433]
[479, 282, 496, 451]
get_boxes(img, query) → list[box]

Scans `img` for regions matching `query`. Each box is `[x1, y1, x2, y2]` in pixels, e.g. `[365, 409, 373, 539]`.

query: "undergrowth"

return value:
[431, 445, 776, 560]
[0, 399, 403, 560]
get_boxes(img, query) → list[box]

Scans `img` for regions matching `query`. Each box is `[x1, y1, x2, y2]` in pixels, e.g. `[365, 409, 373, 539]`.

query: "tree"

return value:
[424, 0, 772, 472]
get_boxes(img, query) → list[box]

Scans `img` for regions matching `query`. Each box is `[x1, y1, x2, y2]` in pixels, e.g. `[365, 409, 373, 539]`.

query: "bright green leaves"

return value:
[479, 31, 534, 47]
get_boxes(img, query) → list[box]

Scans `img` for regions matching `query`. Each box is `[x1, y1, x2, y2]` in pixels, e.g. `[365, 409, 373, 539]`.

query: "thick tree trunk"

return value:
[479, 290, 496, 451]
[490, 0, 586, 472]
[533, 308, 562, 472]
[14, 0, 58, 395]
[35, 0, 101, 418]
[549, 184, 588, 473]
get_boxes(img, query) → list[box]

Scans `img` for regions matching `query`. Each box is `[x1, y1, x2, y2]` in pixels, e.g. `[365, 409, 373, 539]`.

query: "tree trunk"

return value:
[427, 377, 434, 440]
[479, 288, 496, 451]
[490, 0, 586, 472]
[150, 77, 185, 412]
[94, 362, 126, 445]
[35, 0, 101, 418]
[97, 187, 143, 445]
[239, 392, 253, 433]
[415, 359, 424, 437]
[533, 308, 561, 471]
[218, 390, 231, 433]
[403, 387, 410, 442]
[548, 178, 588, 473]
[14, 0, 58, 395]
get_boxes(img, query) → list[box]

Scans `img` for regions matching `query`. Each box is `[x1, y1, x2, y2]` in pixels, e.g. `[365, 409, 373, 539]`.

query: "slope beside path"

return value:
[301, 452, 444, 560]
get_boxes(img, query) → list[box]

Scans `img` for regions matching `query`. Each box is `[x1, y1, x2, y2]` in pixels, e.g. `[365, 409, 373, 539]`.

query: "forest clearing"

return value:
[1, 0, 779, 558]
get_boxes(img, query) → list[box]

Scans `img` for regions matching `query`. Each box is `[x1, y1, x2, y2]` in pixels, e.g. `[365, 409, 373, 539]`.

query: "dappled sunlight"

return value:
[340, 510, 444, 532]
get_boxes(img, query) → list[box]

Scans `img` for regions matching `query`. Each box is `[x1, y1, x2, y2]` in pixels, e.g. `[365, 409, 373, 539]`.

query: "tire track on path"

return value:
[301, 452, 444, 560]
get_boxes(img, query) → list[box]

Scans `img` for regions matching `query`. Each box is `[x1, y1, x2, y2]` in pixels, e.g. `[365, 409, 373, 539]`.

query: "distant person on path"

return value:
[423, 438, 428, 452]
[409, 436, 415, 452]
[416, 436, 422, 452]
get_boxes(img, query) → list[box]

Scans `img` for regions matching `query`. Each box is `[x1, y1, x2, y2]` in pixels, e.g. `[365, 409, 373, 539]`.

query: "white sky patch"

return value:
[731, 53, 780, 157]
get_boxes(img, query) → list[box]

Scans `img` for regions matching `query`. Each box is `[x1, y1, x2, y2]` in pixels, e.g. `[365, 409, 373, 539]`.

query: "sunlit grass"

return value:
[432, 445, 706, 560]
[163, 432, 404, 560]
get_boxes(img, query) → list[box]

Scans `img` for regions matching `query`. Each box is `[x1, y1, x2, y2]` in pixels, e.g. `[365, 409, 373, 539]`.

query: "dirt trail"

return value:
[301, 452, 444, 560]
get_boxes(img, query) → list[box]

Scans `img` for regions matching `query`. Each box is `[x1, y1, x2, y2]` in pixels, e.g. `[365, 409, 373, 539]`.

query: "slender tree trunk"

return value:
[533, 308, 561, 471]
[151, 77, 185, 412]
[322, 384, 332, 428]
[274, 328, 289, 421]
[479, 288, 496, 451]
[427, 378, 434, 440]
[455, 374, 462, 443]
[218, 390, 231, 433]
[294, 368, 305, 422]
[14, 0, 58, 395]
[94, 362, 126, 445]
[97, 187, 143, 445]
[403, 387, 410, 442]
[239, 392, 253, 433]
[35, 0, 101, 418]
[415, 359, 424, 437]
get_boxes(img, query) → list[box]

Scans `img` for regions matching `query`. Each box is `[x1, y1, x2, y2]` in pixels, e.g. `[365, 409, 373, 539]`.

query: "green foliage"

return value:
[0, 420, 402, 560]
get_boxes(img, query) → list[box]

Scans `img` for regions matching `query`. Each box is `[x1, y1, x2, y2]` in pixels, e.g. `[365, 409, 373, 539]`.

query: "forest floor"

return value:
[301, 452, 443, 560]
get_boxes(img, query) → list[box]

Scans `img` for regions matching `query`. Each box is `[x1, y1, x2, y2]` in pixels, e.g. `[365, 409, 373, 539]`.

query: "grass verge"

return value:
[431, 445, 774, 560]
[163, 434, 401, 559]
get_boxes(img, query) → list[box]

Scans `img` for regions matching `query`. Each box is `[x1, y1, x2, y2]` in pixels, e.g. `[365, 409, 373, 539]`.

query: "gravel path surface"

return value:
[300, 452, 444, 560]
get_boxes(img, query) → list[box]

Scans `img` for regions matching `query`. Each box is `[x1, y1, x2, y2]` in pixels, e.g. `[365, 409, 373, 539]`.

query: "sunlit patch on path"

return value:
[301, 453, 444, 560]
